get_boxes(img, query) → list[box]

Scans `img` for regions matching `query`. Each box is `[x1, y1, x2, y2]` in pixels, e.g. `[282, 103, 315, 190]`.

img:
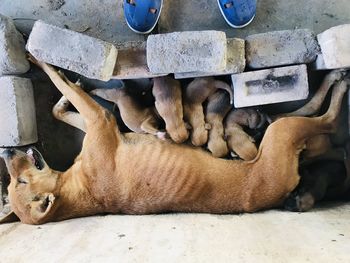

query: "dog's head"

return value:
[0, 148, 59, 224]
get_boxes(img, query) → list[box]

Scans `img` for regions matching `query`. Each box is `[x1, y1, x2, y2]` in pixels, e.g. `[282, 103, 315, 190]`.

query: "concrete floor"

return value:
[1, 0, 350, 262]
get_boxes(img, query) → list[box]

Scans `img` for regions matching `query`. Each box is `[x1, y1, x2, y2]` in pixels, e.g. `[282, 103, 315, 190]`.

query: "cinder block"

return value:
[112, 41, 167, 79]
[27, 20, 118, 81]
[0, 14, 30, 75]
[232, 65, 309, 108]
[317, 24, 350, 69]
[147, 30, 227, 74]
[246, 29, 320, 69]
[0, 76, 37, 146]
[174, 38, 245, 79]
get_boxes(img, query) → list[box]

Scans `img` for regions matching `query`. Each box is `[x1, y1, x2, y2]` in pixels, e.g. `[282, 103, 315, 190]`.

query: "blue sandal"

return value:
[217, 0, 256, 28]
[124, 0, 163, 34]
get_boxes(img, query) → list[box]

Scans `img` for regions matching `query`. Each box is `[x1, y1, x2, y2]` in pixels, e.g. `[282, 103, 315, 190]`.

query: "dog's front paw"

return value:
[284, 191, 315, 212]
[52, 96, 70, 117]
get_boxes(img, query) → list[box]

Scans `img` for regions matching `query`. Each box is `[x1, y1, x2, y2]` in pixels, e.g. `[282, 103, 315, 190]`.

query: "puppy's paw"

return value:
[52, 96, 70, 117]
[156, 131, 167, 141]
[284, 191, 315, 212]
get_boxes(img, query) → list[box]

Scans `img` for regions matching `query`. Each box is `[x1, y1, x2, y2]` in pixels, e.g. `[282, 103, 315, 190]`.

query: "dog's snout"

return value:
[0, 148, 16, 159]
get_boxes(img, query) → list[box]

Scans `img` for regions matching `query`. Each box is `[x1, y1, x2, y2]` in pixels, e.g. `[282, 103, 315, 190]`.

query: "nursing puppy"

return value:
[0, 58, 348, 225]
[152, 76, 189, 143]
[205, 90, 232, 157]
[90, 86, 166, 139]
[183, 77, 233, 146]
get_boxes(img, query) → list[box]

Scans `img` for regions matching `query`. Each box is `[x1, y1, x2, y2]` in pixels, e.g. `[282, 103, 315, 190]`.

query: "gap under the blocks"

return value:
[1, 0, 350, 262]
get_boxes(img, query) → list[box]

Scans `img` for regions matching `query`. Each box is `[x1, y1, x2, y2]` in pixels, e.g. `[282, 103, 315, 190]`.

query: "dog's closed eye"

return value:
[17, 177, 28, 184]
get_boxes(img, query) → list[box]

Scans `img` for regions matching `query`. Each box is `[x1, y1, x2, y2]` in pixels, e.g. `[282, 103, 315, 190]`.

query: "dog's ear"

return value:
[0, 211, 20, 224]
[30, 193, 55, 223]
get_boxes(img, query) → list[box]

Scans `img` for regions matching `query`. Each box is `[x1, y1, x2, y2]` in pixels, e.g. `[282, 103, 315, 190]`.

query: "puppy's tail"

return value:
[213, 80, 234, 104]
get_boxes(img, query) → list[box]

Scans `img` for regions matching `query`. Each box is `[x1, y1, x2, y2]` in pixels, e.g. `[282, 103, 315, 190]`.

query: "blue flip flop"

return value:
[217, 0, 257, 28]
[124, 0, 163, 34]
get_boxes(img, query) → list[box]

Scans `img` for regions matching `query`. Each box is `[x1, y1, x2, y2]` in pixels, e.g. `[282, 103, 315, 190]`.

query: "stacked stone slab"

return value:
[27, 20, 118, 81]
[0, 14, 29, 75]
[246, 29, 320, 69]
[0, 76, 37, 146]
[147, 30, 227, 74]
[112, 41, 167, 79]
[314, 24, 350, 70]
[231, 65, 309, 108]
[174, 38, 245, 79]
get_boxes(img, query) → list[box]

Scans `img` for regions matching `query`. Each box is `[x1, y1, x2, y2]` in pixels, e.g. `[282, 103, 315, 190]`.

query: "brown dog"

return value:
[0, 58, 348, 224]
[205, 90, 232, 157]
[183, 77, 233, 146]
[225, 108, 267, 160]
[152, 76, 189, 143]
[89, 86, 166, 139]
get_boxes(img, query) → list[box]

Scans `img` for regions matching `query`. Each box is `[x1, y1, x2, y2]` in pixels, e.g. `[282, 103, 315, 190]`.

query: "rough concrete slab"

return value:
[147, 31, 227, 74]
[0, 204, 349, 262]
[174, 38, 245, 79]
[317, 24, 350, 69]
[0, 0, 145, 48]
[246, 29, 320, 69]
[27, 20, 118, 81]
[0, 14, 29, 75]
[0, 76, 37, 146]
[232, 65, 309, 108]
[159, 0, 350, 39]
[112, 41, 167, 80]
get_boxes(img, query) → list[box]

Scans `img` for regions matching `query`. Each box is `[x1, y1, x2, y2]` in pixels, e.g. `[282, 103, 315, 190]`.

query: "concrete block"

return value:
[147, 31, 227, 74]
[174, 38, 245, 79]
[232, 65, 309, 108]
[112, 42, 167, 79]
[311, 54, 328, 70]
[0, 76, 37, 146]
[0, 14, 30, 75]
[27, 20, 118, 81]
[317, 24, 350, 69]
[246, 29, 320, 69]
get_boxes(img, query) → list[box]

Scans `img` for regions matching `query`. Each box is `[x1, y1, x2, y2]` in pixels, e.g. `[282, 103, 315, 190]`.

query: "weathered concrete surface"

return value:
[317, 24, 350, 69]
[0, 14, 29, 75]
[232, 65, 309, 108]
[0, 76, 37, 146]
[112, 41, 167, 80]
[0, 0, 145, 48]
[246, 29, 320, 69]
[159, 0, 350, 39]
[0, 204, 349, 262]
[174, 38, 245, 79]
[27, 20, 118, 81]
[147, 31, 227, 74]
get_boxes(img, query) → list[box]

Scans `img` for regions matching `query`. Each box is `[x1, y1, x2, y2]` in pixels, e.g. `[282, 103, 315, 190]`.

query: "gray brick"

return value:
[147, 31, 227, 74]
[0, 76, 37, 146]
[174, 38, 245, 79]
[0, 14, 30, 75]
[27, 20, 118, 81]
[246, 29, 320, 69]
[317, 24, 350, 69]
[232, 65, 309, 108]
[112, 42, 167, 79]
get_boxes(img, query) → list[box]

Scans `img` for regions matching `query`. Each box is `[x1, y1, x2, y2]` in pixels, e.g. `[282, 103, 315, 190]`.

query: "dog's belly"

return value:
[94, 137, 248, 214]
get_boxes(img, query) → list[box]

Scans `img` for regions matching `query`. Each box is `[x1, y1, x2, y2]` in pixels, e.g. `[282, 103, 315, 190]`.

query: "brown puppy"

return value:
[152, 76, 189, 143]
[90, 87, 166, 139]
[225, 109, 267, 160]
[0, 59, 347, 225]
[205, 90, 232, 157]
[183, 77, 233, 146]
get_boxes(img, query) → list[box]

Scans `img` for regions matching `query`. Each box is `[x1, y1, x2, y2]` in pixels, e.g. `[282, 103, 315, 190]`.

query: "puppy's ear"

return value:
[30, 193, 55, 223]
[0, 211, 20, 224]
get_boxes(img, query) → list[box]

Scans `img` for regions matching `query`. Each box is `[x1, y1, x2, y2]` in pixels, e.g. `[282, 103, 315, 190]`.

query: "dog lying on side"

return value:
[0, 56, 348, 224]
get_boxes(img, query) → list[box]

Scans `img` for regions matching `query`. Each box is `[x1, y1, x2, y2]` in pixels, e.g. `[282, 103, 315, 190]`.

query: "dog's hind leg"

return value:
[53, 96, 86, 132]
[274, 70, 347, 120]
